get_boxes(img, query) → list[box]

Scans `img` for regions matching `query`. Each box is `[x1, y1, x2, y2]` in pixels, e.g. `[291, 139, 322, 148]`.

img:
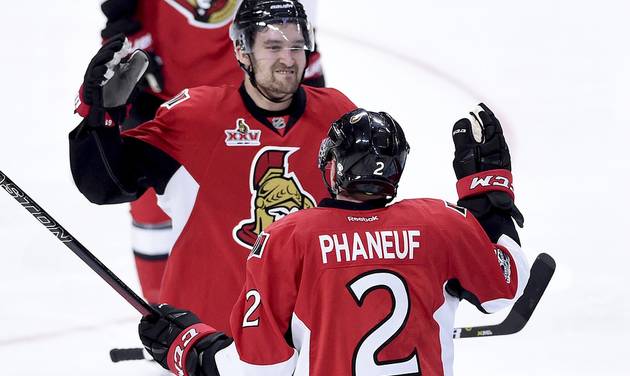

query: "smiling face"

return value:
[240, 22, 308, 103]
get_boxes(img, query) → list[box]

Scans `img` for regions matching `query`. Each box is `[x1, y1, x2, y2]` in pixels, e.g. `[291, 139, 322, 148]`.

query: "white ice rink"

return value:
[0, 1, 628, 375]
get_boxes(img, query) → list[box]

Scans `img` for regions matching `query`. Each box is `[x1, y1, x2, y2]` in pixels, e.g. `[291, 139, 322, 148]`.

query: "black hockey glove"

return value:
[76, 34, 149, 128]
[452, 103, 524, 229]
[139, 304, 229, 376]
[101, 0, 138, 24]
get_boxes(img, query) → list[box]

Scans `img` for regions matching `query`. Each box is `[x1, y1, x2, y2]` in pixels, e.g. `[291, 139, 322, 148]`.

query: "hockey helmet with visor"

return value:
[229, 0, 315, 55]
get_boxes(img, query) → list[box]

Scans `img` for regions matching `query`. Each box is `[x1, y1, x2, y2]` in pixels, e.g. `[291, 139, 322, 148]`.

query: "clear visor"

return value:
[230, 18, 315, 54]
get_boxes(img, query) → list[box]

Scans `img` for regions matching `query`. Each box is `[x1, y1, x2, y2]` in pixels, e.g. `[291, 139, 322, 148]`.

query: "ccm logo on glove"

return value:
[457, 169, 514, 200]
[167, 323, 215, 376]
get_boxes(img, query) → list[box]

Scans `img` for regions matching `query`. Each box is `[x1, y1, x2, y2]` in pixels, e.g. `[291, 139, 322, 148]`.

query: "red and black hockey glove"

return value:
[452, 103, 524, 230]
[139, 304, 229, 376]
[75, 34, 149, 128]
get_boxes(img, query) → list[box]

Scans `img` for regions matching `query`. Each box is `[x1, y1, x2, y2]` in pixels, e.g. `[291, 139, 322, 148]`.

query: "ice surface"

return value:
[0, 1, 627, 374]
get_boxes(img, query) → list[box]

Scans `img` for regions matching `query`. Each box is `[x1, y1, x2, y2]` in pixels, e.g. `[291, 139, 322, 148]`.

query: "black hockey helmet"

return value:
[229, 0, 315, 53]
[318, 109, 410, 201]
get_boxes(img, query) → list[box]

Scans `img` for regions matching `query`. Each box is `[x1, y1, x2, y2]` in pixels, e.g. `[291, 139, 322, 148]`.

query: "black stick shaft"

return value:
[0, 170, 158, 317]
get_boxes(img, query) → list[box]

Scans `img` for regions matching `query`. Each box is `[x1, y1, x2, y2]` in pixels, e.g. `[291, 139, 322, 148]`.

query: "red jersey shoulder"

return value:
[154, 85, 239, 124]
[395, 198, 473, 227]
[263, 207, 316, 235]
[400, 198, 494, 245]
[303, 86, 357, 113]
[258, 207, 327, 244]
[158, 85, 236, 112]
[248, 214, 303, 261]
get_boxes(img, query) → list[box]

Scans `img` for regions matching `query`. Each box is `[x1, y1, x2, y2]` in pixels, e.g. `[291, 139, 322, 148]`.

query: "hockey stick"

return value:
[0, 170, 159, 317]
[453, 252, 556, 338]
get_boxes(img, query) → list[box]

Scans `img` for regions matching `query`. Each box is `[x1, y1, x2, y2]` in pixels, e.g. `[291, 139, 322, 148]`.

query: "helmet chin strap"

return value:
[239, 52, 309, 105]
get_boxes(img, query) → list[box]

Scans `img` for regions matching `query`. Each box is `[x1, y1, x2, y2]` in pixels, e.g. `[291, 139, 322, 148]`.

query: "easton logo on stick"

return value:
[0, 175, 73, 243]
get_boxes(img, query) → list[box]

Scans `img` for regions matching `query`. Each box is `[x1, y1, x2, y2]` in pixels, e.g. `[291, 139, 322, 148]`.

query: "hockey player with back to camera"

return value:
[94, 0, 328, 304]
[137, 105, 530, 376]
[70, 0, 356, 334]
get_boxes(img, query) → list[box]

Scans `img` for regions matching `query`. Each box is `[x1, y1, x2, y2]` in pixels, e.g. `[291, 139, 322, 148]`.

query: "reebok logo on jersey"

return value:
[347, 215, 379, 222]
[225, 119, 261, 146]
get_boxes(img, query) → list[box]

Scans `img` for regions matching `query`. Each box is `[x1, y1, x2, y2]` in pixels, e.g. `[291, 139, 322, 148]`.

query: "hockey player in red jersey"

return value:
[137, 105, 530, 376]
[96, 0, 327, 303]
[71, 0, 355, 334]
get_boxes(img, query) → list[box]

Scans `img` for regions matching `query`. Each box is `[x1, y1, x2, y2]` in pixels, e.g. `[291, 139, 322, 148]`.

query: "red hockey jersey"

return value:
[214, 198, 529, 376]
[136, 0, 243, 98]
[122, 85, 356, 333]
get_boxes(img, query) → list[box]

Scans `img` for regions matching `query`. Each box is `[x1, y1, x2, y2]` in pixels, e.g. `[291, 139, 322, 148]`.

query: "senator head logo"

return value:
[166, 0, 238, 28]
[233, 147, 316, 249]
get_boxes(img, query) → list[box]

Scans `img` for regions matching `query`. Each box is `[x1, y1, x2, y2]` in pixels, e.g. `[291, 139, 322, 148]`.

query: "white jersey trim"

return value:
[215, 342, 298, 376]
[480, 235, 530, 313]
[433, 283, 459, 376]
[156, 166, 199, 250]
[291, 313, 311, 376]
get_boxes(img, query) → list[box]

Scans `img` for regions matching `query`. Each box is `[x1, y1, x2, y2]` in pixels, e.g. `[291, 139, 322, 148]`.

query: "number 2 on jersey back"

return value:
[347, 270, 421, 376]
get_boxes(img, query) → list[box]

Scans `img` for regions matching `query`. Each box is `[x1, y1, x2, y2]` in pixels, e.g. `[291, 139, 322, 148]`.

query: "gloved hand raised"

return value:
[75, 34, 149, 127]
[452, 103, 524, 227]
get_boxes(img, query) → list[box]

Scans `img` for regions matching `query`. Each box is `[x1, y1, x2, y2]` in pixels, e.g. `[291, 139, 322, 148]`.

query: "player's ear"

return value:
[234, 47, 251, 69]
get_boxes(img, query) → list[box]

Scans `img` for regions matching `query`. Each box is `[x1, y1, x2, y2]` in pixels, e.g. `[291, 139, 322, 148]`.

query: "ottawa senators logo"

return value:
[225, 118, 261, 146]
[165, 0, 238, 28]
[233, 147, 316, 249]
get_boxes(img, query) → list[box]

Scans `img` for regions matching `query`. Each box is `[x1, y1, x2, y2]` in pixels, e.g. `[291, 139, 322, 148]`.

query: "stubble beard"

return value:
[257, 63, 301, 102]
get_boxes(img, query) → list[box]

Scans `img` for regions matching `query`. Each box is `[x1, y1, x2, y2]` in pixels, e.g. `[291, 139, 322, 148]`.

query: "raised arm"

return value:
[69, 36, 179, 204]
[447, 103, 529, 312]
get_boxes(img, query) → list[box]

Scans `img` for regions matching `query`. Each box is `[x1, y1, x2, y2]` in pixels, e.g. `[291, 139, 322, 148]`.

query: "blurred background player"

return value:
[97, 0, 327, 303]
[137, 105, 530, 376]
[71, 0, 355, 335]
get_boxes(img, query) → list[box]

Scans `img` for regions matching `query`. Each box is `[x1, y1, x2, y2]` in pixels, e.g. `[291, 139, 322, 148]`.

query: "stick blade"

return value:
[454, 252, 556, 338]
[110, 347, 147, 362]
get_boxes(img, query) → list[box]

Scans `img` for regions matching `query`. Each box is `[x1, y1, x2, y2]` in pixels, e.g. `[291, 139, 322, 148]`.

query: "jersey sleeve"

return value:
[68, 119, 180, 204]
[122, 87, 219, 176]
[446, 208, 529, 313]
[212, 221, 302, 376]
